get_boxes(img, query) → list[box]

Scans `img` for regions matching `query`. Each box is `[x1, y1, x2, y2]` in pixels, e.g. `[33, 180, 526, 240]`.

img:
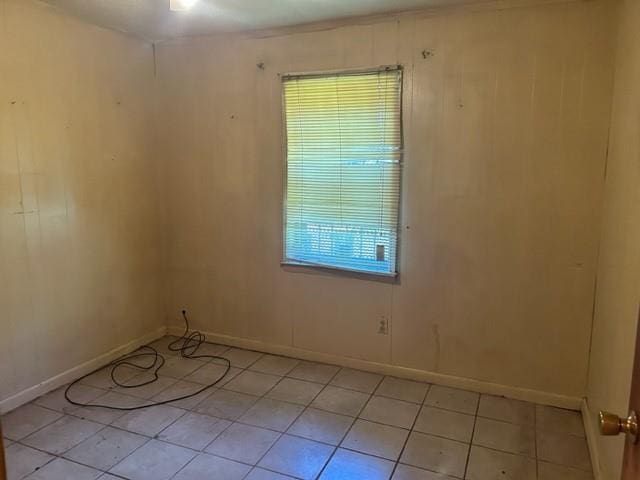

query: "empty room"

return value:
[1, 0, 639, 479]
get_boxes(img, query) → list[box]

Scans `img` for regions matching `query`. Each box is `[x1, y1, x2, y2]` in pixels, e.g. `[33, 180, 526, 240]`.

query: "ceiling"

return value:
[41, 0, 487, 41]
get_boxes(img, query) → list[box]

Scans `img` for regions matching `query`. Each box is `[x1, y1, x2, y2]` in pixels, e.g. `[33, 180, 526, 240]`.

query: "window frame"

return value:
[280, 65, 405, 279]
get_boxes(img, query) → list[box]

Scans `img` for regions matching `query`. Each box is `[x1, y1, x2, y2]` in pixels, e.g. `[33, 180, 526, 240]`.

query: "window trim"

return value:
[280, 65, 405, 279]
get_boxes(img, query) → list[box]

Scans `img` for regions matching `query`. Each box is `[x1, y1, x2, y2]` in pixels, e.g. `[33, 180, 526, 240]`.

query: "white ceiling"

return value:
[41, 0, 487, 41]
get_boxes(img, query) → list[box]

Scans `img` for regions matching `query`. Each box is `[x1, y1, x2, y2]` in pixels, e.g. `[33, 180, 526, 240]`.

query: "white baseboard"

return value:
[167, 326, 582, 410]
[0, 327, 167, 414]
[582, 398, 603, 480]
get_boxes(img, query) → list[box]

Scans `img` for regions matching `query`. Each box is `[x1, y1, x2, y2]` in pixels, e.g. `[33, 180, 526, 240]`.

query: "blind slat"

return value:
[283, 69, 403, 275]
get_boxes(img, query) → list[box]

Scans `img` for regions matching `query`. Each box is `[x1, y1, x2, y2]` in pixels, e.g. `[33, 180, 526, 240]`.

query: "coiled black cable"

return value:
[64, 310, 231, 411]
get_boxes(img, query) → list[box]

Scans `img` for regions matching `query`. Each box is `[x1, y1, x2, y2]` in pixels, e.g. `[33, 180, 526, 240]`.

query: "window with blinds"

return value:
[282, 67, 403, 276]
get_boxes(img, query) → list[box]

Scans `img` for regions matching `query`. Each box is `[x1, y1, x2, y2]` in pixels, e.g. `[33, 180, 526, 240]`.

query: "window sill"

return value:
[281, 260, 398, 283]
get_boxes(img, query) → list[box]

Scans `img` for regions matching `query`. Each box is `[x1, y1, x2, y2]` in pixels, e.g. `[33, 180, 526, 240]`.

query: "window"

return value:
[282, 67, 403, 276]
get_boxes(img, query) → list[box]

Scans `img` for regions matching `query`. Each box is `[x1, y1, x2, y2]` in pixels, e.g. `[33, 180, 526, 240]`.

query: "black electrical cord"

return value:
[64, 310, 231, 411]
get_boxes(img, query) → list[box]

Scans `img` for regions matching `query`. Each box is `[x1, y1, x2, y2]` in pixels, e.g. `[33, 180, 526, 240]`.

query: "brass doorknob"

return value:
[599, 410, 638, 443]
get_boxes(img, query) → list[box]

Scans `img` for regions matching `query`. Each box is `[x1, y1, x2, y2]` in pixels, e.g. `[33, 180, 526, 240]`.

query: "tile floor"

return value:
[2, 336, 594, 480]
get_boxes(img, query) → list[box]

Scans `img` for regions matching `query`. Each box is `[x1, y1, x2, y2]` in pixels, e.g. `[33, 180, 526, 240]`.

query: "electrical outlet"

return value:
[378, 317, 389, 335]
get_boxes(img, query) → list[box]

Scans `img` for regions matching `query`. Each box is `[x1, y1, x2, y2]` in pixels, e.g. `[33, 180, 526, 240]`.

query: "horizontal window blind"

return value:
[283, 68, 403, 275]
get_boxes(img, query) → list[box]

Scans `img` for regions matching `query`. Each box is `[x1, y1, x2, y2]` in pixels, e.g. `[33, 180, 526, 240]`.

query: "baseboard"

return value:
[0, 327, 167, 414]
[167, 325, 582, 410]
[582, 398, 603, 480]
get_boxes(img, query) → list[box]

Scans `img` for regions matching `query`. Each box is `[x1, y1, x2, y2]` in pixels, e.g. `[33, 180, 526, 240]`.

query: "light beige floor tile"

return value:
[477, 395, 535, 425]
[25, 458, 101, 480]
[288, 362, 340, 384]
[392, 464, 457, 479]
[2, 404, 63, 441]
[330, 368, 383, 394]
[287, 408, 354, 445]
[79, 366, 139, 390]
[194, 389, 259, 420]
[157, 412, 231, 450]
[213, 348, 263, 368]
[113, 373, 178, 399]
[35, 385, 103, 413]
[267, 378, 324, 406]
[224, 370, 282, 396]
[400, 431, 469, 478]
[537, 430, 592, 471]
[205, 422, 280, 464]
[183, 363, 241, 386]
[342, 419, 408, 461]
[424, 386, 479, 415]
[413, 406, 475, 443]
[258, 434, 334, 480]
[538, 461, 595, 480]
[311, 385, 370, 417]
[466, 445, 536, 480]
[148, 336, 182, 356]
[151, 380, 216, 409]
[173, 453, 251, 480]
[161, 357, 206, 379]
[239, 398, 305, 432]
[191, 342, 229, 357]
[112, 404, 185, 436]
[320, 448, 394, 480]
[22, 416, 103, 455]
[536, 405, 585, 436]
[246, 468, 296, 479]
[250, 355, 300, 376]
[64, 426, 148, 471]
[71, 392, 145, 424]
[360, 396, 420, 429]
[375, 377, 430, 404]
[109, 439, 196, 480]
[5, 443, 54, 480]
[473, 417, 535, 456]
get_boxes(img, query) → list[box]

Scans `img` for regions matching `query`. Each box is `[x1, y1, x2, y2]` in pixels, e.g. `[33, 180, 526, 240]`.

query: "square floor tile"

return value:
[79, 366, 139, 390]
[5, 443, 54, 480]
[151, 380, 216, 410]
[25, 458, 101, 480]
[424, 386, 479, 415]
[288, 408, 353, 445]
[35, 385, 103, 413]
[245, 468, 296, 479]
[2, 404, 63, 441]
[194, 389, 259, 420]
[206, 422, 280, 464]
[250, 355, 300, 376]
[320, 448, 394, 480]
[392, 464, 457, 479]
[360, 396, 420, 429]
[148, 336, 182, 356]
[288, 362, 340, 384]
[224, 370, 282, 396]
[466, 445, 536, 480]
[114, 374, 178, 399]
[477, 395, 535, 425]
[239, 398, 305, 432]
[191, 342, 229, 357]
[413, 406, 474, 443]
[537, 430, 592, 471]
[375, 377, 430, 404]
[109, 439, 196, 480]
[330, 368, 383, 394]
[258, 435, 334, 480]
[71, 392, 145, 425]
[538, 461, 594, 480]
[64, 426, 148, 471]
[161, 357, 207, 379]
[157, 412, 231, 450]
[311, 386, 370, 417]
[184, 364, 241, 386]
[112, 404, 185, 436]
[536, 405, 585, 436]
[267, 378, 324, 406]
[214, 348, 263, 368]
[400, 431, 468, 478]
[473, 417, 535, 457]
[173, 453, 251, 480]
[342, 419, 408, 461]
[22, 416, 103, 455]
